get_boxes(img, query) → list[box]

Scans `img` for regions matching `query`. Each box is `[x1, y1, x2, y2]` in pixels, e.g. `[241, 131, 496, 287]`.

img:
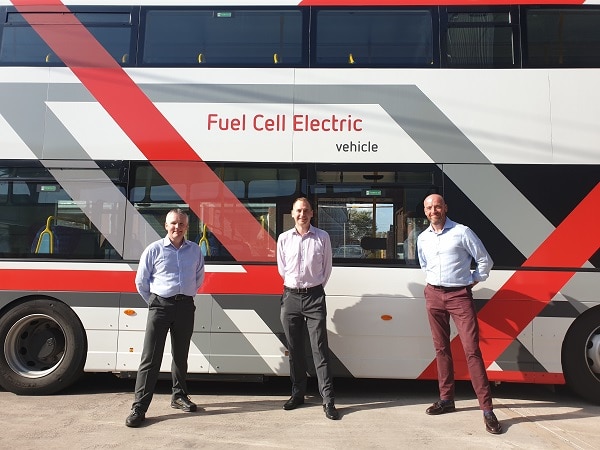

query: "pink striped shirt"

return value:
[277, 225, 332, 289]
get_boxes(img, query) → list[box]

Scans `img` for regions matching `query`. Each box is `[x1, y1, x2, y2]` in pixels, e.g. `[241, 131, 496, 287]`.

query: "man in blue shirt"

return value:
[417, 194, 501, 435]
[126, 209, 205, 428]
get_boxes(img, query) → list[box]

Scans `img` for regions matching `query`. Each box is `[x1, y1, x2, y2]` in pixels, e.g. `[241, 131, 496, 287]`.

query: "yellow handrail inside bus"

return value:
[273, 53, 280, 64]
[198, 53, 204, 64]
[121, 53, 129, 63]
[45, 53, 51, 63]
[199, 223, 210, 257]
[348, 53, 355, 64]
[35, 215, 55, 254]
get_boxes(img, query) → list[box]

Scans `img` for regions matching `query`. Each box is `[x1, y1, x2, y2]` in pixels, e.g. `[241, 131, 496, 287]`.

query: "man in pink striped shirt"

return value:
[277, 197, 339, 420]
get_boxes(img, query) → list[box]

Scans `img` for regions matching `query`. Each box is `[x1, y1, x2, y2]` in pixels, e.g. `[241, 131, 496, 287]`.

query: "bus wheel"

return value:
[562, 307, 600, 404]
[0, 299, 87, 395]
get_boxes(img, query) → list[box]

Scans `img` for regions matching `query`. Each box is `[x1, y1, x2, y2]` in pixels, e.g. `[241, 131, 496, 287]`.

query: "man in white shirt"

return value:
[417, 194, 501, 435]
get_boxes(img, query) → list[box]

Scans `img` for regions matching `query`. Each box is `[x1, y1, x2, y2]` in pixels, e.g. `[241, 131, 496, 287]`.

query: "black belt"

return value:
[428, 284, 466, 292]
[158, 294, 193, 301]
[284, 284, 323, 294]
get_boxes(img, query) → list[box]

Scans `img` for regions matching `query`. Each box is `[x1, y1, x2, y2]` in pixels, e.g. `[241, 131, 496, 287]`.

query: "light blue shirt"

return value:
[277, 225, 332, 289]
[135, 236, 205, 304]
[417, 218, 492, 287]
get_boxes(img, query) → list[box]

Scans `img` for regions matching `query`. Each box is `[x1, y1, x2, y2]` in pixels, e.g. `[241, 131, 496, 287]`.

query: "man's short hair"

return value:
[166, 208, 189, 222]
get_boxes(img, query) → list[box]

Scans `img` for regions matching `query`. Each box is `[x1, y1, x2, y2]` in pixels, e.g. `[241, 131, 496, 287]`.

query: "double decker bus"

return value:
[0, 0, 599, 403]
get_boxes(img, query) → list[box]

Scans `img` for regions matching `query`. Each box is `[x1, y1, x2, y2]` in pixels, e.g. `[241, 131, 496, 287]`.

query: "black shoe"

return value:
[125, 407, 145, 428]
[425, 400, 456, 415]
[484, 411, 502, 434]
[171, 395, 197, 412]
[323, 402, 340, 420]
[283, 396, 305, 410]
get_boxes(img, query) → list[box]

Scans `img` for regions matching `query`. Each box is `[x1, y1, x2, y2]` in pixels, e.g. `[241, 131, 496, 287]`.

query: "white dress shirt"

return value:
[417, 218, 492, 287]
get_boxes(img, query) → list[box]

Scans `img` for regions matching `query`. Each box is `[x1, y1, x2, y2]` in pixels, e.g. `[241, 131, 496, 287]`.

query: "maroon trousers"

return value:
[424, 284, 493, 411]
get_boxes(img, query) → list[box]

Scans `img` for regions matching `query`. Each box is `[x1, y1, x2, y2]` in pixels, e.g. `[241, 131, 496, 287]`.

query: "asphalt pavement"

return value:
[1, 374, 599, 449]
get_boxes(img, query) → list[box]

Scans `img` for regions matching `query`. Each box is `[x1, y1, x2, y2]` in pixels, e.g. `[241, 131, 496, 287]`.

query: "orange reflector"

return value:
[129, 348, 134, 353]
[381, 314, 393, 321]
[124, 309, 137, 316]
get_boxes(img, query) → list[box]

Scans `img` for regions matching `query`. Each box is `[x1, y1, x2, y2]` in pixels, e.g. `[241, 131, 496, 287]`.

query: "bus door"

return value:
[312, 167, 434, 264]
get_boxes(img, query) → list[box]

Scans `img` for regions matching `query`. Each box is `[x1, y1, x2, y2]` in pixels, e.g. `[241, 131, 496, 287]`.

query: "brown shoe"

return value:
[484, 411, 502, 434]
[426, 400, 456, 415]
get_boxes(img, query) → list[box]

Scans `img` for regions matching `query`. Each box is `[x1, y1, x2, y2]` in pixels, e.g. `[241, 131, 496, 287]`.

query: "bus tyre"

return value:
[0, 299, 87, 395]
[562, 307, 600, 404]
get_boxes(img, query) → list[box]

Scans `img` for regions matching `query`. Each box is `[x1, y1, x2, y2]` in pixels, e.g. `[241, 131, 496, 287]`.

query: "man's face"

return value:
[165, 212, 189, 242]
[291, 200, 313, 228]
[423, 195, 447, 227]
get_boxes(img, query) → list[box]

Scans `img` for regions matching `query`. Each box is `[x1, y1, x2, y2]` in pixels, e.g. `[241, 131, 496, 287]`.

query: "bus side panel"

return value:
[116, 292, 212, 374]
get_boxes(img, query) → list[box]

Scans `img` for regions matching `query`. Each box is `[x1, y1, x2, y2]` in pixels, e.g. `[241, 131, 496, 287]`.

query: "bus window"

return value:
[524, 8, 600, 68]
[318, 199, 394, 260]
[313, 9, 434, 67]
[0, 13, 51, 64]
[130, 163, 297, 261]
[0, 172, 122, 259]
[0, 10, 134, 66]
[142, 8, 304, 66]
[442, 7, 518, 68]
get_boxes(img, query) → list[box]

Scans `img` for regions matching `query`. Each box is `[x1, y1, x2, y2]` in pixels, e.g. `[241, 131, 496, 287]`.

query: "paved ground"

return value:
[1, 374, 599, 449]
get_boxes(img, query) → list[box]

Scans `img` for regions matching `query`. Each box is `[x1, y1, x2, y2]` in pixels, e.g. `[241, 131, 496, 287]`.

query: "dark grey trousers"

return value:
[280, 286, 334, 404]
[132, 294, 195, 412]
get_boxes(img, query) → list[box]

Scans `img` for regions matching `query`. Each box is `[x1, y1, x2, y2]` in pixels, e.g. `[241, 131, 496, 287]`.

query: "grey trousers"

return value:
[132, 294, 195, 412]
[280, 286, 335, 404]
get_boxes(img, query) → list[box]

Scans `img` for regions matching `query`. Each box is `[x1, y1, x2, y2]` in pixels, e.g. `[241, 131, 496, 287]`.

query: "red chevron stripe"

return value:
[419, 182, 600, 381]
[0, 265, 282, 295]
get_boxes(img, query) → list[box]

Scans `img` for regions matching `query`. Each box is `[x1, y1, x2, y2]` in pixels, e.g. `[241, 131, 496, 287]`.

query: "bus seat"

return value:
[32, 216, 85, 255]
[33, 216, 55, 254]
[199, 224, 211, 257]
[51, 226, 84, 254]
[360, 236, 387, 250]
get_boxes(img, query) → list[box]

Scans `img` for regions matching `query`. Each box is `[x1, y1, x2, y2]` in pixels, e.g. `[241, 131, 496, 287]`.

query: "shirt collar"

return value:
[162, 236, 188, 247]
[426, 217, 456, 233]
[292, 224, 314, 236]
